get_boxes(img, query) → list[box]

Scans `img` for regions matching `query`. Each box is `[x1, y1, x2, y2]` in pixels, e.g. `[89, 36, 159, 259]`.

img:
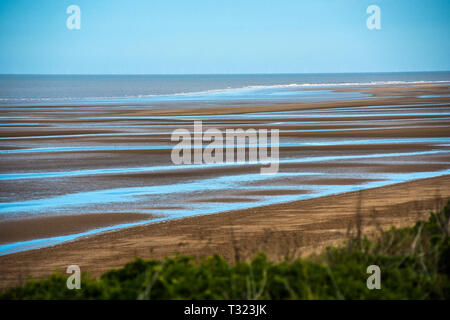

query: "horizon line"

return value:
[1, 71, 450, 76]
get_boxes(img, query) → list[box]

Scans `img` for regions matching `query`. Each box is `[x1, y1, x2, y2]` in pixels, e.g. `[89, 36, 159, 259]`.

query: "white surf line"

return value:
[0, 149, 448, 181]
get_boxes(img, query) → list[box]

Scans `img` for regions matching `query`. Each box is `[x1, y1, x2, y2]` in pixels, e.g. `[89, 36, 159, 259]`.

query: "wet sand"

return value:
[0, 83, 449, 288]
[0, 213, 154, 244]
[0, 174, 448, 289]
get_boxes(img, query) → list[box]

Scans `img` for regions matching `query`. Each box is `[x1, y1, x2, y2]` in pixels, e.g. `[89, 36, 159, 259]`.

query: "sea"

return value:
[1, 72, 449, 106]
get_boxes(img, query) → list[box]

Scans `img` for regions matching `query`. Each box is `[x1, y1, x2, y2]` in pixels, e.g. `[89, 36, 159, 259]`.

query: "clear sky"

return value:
[0, 0, 449, 74]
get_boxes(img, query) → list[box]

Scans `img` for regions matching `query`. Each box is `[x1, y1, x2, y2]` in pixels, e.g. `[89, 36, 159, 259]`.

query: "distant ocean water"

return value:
[0, 72, 449, 106]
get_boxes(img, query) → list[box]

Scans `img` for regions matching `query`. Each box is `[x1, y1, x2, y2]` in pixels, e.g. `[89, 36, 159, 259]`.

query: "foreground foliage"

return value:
[1, 202, 449, 300]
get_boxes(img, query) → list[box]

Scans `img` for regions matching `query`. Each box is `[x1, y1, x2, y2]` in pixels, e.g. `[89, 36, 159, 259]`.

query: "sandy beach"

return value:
[0, 83, 449, 289]
[0, 175, 448, 289]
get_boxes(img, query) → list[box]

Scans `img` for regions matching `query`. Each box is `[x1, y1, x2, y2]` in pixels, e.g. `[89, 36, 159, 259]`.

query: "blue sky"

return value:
[0, 0, 449, 74]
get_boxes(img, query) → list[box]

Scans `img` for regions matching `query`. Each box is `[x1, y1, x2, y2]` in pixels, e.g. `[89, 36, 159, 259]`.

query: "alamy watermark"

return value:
[66, 5, 81, 30]
[366, 5, 381, 30]
[66, 265, 81, 289]
[171, 121, 279, 174]
[65, 5, 380, 31]
[366, 265, 381, 289]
